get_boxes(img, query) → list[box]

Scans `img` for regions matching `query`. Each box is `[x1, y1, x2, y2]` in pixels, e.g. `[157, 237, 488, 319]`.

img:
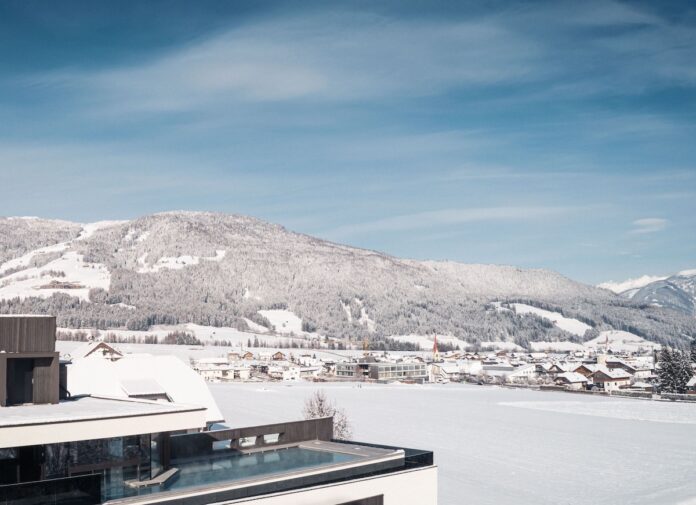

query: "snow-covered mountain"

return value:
[600, 270, 696, 317]
[1, 212, 694, 348]
[598, 275, 668, 298]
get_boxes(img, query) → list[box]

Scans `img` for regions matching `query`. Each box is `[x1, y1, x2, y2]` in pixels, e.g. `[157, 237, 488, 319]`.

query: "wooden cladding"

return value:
[0, 316, 56, 353]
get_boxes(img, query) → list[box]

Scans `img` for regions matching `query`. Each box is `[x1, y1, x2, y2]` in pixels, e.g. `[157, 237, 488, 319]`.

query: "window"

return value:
[239, 436, 257, 448]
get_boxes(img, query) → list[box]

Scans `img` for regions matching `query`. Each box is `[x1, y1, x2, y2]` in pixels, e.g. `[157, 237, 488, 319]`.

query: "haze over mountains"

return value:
[1, 212, 694, 349]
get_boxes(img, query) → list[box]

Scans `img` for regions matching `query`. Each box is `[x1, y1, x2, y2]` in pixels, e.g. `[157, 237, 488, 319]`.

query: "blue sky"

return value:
[1, 0, 695, 284]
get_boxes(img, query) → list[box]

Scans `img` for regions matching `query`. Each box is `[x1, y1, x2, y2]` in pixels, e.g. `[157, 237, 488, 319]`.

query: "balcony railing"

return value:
[0, 474, 101, 505]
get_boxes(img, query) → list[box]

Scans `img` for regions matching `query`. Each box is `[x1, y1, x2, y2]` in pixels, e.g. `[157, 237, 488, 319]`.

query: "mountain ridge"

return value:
[1, 211, 694, 348]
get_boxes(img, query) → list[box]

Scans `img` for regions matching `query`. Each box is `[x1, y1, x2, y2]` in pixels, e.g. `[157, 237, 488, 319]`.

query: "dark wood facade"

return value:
[0, 316, 56, 353]
[0, 316, 60, 407]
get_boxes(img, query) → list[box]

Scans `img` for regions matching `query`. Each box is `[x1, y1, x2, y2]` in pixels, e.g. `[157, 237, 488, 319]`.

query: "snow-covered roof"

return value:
[69, 341, 123, 359]
[120, 378, 167, 396]
[556, 372, 588, 383]
[592, 366, 632, 380]
[0, 396, 206, 448]
[687, 376, 696, 387]
[437, 364, 461, 374]
[0, 396, 198, 427]
[67, 354, 224, 423]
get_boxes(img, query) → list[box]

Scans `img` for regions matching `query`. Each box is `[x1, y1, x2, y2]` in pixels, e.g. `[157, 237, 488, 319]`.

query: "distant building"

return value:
[336, 361, 428, 382]
[69, 341, 123, 361]
[590, 368, 631, 391]
[506, 364, 537, 383]
[554, 372, 588, 390]
[432, 363, 461, 382]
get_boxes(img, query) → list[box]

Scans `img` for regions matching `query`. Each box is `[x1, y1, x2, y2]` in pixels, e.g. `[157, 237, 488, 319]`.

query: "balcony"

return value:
[0, 417, 433, 505]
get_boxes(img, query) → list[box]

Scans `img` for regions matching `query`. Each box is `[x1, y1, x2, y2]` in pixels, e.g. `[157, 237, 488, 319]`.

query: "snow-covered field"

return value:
[210, 382, 696, 505]
[0, 251, 110, 301]
[585, 330, 661, 352]
[258, 309, 304, 334]
[510, 303, 592, 336]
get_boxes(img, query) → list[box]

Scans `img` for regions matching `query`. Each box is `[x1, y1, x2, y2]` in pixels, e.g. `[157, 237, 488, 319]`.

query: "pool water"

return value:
[104, 447, 358, 501]
[168, 447, 358, 490]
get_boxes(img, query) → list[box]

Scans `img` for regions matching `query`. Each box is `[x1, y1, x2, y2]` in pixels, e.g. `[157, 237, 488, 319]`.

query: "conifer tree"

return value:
[658, 347, 675, 393]
[659, 348, 694, 394]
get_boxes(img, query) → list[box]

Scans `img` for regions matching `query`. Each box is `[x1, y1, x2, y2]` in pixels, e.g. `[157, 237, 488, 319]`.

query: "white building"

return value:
[1, 315, 438, 505]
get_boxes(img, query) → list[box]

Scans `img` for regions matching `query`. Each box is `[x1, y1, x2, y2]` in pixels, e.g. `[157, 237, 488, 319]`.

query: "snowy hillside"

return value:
[598, 275, 667, 297]
[1, 212, 695, 348]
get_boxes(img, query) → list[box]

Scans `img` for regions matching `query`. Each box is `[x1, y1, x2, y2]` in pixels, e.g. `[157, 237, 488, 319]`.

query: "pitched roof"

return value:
[592, 366, 631, 380]
[556, 372, 588, 383]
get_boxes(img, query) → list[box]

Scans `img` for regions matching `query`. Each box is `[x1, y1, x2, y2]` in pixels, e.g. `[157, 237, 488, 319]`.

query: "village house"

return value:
[573, 363, 598, 379]
[431, 363, 461, 382]
[554, 372, 588, 390]
[606, 358, 653, 379]
[226, 350, 255, 362]
[267, 364, 301, 381]
[590, 368, 632, 391]
[506, 364, 537, 383]
[69, 341, 123, 361]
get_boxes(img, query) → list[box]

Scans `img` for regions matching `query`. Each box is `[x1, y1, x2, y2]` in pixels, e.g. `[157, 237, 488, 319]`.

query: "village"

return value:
[180, 339, 696, 400]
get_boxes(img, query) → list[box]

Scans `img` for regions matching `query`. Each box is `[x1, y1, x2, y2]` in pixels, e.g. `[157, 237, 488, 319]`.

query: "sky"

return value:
[1, 0, 695, 284]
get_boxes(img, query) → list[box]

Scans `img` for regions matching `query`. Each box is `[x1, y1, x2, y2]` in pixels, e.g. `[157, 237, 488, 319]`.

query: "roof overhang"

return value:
[0, 396, 206, 448]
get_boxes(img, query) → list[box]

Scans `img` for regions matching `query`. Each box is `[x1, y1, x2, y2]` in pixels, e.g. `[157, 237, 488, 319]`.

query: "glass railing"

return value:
[0, 474, 101, 505]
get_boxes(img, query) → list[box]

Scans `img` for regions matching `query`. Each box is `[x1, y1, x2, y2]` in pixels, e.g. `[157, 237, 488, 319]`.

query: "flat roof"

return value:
[0, 396, 203, 428]
[0, 396, 207, 448]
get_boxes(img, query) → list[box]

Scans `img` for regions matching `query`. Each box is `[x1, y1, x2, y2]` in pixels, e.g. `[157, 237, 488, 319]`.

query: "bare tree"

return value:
[302, 390, 352, 440]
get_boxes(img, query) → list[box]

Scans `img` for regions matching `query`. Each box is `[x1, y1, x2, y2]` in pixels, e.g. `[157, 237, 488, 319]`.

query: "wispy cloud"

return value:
[323, 205, 589, 240]
[630, 217, 669, 234]
[26, 13, 542, 115]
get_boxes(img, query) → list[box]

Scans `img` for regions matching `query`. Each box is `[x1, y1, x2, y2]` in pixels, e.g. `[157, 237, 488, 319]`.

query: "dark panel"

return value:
[33, 355, 59, 405]
[338, 496, 384, 505]
[170, 417, 334, 459]
[0, 474, 101, 505]
[6, 359, 33, 406]
[0, 316, 56, 353]
[0, 356, 7, 407]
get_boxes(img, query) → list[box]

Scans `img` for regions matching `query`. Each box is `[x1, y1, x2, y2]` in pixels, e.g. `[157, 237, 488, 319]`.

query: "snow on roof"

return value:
[0, 396, 202, 428]
[70, 341, 123, 359]
[556, 372, 588, 383]
[687, 376, 696, 387]
[574, 364, 598, 372]
[592, 366, 632, 379]
[437, 364, 460, 374]
[121, 379, 167, 396]
[67, 354, 224, 423]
